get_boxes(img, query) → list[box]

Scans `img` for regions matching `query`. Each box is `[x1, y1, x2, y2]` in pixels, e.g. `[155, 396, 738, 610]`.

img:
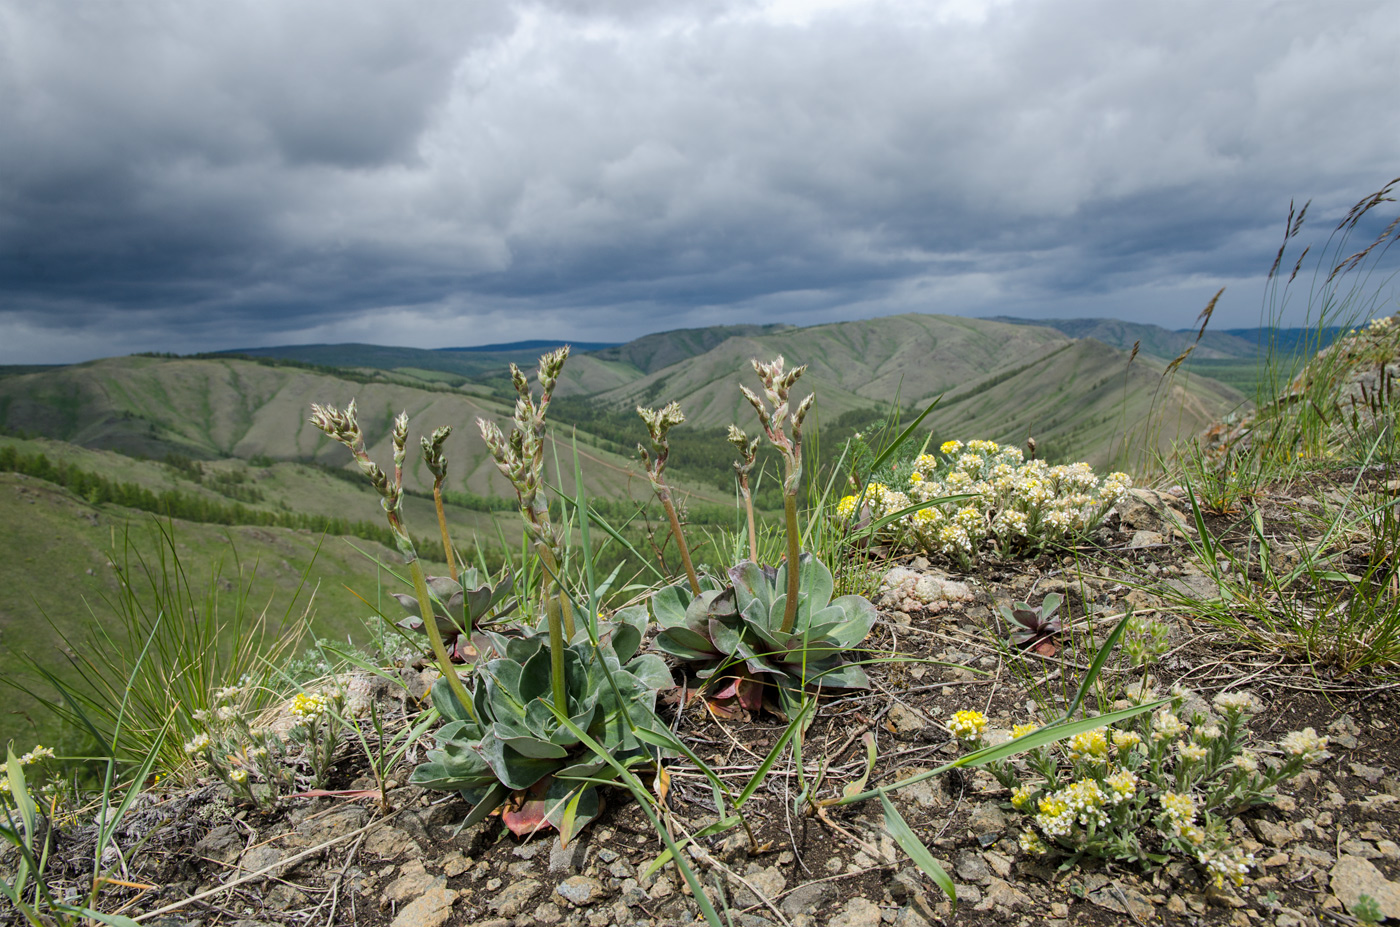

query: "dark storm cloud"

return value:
[1, 0, 1396, 362]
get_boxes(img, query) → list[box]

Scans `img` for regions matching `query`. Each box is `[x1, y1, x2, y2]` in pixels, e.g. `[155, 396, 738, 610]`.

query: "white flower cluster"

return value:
[838, 440, 1130, 560]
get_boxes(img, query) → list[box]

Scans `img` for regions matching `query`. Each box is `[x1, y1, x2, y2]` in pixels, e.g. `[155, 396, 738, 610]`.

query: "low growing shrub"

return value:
[951, 689, 1328, 888]
[838, 439, 1131, 566]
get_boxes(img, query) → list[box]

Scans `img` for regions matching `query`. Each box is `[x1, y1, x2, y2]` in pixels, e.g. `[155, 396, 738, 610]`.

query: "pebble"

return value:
[1330, 855, 1400, 919]
[555, 875, 606, 906]
[490, 878, 542, 917]
[388, 884, 457, 927]
[828, 897, 883, 927]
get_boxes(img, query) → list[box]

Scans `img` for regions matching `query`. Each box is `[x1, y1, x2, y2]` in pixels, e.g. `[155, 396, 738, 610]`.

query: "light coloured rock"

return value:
[1250, 819, 1293, 847]
[828, 897, 883, 927]
[879, 568, 974, 613]
[389, 884, 458, 927]
[954, 849, 992, 884]
[490, 878, 543, 917]
[556, 875, 605, 906]
[363, 825, 418, 858]
[732, 865, 787, 908]
[779, 881, 835, 918]
[1128, 529, 1166, 548]
[382, 861, 436, 903]
[974, 878, 1031, 913]
[886, 703, 926, 735]
[1331, 855, 1400, 919]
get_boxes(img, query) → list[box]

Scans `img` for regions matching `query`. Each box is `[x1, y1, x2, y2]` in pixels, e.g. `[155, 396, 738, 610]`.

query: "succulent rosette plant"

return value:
[653, 554, 876, 716]
[999, 592, 1063, 656]
[411, 606, 672, 841]
[392, 568, 516, 662]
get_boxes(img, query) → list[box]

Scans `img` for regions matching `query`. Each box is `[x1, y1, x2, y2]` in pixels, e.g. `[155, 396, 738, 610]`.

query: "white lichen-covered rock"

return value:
[880, 567, 974, 613]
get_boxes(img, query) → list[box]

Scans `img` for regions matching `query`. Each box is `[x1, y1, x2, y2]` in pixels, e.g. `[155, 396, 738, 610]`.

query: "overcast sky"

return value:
[2, 0, 1397, 364]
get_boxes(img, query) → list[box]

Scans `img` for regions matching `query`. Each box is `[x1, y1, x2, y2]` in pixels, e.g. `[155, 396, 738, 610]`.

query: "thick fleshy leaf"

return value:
[480, 736, 565, 791]
[656, 639, 717, 663]
[649, 583, 692, 628]
[429, 676, 482, 724]
[824, 595, 878, 645]
[609, 606, 650, 663]
[729, 561, 778, 619]
[425, 575, 464, 600]
[515, 647, 555, 706]
[801, 661, 870, 690]
[494, 724, 570, 759]
[625, 653, 675, 693]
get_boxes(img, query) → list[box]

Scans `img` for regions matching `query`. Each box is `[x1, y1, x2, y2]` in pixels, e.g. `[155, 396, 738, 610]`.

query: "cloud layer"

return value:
[2, 0, 1397, 362]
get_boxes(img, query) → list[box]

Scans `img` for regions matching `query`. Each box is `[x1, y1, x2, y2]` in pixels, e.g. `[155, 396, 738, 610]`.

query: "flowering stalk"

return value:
[727, 425, 760, 564]
[422, 425, 459, 585]
[741, 357, 815, 634]
[638, 402, 700, 595]
[479, 347, 573, 710]
[309, 401, 475, 718]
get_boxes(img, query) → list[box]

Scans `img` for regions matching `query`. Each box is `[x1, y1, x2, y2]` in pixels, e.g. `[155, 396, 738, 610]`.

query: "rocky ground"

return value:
[4, 482, 1399, 927]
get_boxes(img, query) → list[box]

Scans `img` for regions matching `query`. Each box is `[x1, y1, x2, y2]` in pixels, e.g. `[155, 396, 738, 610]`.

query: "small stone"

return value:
[556, 875, 605, 907]
[193, 826, 242, 865]
[1128, 529, 1166, 548]
[780, 881, 835, 918]
[886, 704, 927, 735]
[1341, 839, 1381, 859]
[389, 884, 458, 927]
[550, 839, 588, 872]
[1377, 840, 1400, 860]
[440, 851, 471, 877]
[967, 805, 1009, 841]
[731, 865, 786, 909]
[490, 878, 542, 917]
[983, 850, 1013, 879]
[1086, 878, 1154, 922]
[974, 878, 1031, 913]
[534, 901, 564, 924]
[364, 826, 418, 858]
[1350, 762, 1386, 783]
[237, 846, 283, 880]
[1166, 895, 1187, 916]
[954, 850, 992, 884]
[1050, 902, 1069, 918]
[828, 897, 882, 927]
[1250, 819, 1292, 847]
[1331, 855, 1400, 919]
[382, 861, 436, 903]
[892, 904, 932, 927]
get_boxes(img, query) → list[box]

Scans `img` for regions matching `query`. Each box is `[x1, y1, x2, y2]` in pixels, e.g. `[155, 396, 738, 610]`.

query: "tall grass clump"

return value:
[5, 520, 309, 777]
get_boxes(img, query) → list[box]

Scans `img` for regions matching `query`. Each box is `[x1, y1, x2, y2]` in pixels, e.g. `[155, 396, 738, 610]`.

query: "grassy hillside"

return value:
[0, 356, 730, 506]
[214, 340, 616, 381]
[989, 316, 1260, 360]
[0, 468, 446, 750]
[586, 314, 1075, 426]
[917, 338, 1248, 467]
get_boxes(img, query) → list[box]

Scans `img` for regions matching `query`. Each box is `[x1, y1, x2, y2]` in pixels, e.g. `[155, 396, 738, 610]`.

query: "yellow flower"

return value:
[1066, 727, 1109, 763]
[1011, 723, 1039, 740]
[1011, 784, 1038, 809]
[948, 710, 987, 741]
[1018, 829, 1049, 855]
[836, 495, 858, 519]
[940, 440, 963, 455]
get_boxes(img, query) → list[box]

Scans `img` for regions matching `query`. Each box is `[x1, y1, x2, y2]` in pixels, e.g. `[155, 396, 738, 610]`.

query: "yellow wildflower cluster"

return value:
[837, 439, 1131, 560]
[948, 709, 988, 741]
[1066, 727, 1110, 763]
[290, 692, 330, 721]
[1035, 778, 1109, 836]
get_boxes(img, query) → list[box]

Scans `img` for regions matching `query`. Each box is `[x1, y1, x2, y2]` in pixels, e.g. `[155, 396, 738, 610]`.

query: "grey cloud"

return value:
[1, 0, 1396, 363]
